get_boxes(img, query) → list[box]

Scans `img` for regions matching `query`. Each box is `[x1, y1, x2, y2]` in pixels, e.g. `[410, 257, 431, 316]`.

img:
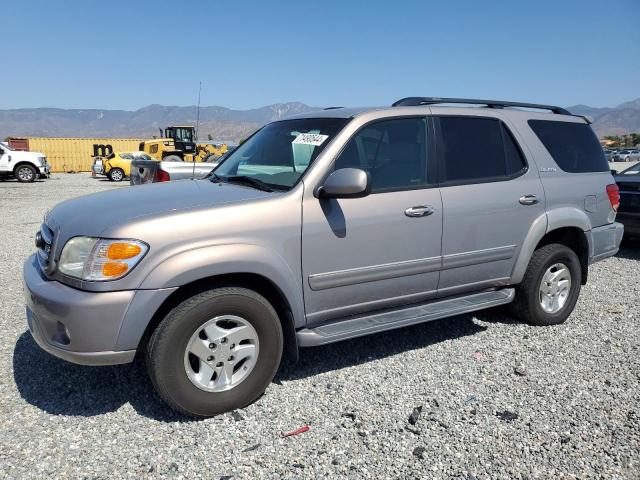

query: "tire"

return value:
[163, 155, 182, 162]
[14, 164, 37, 183]
[107, 167, 125, 182]
[146, 287, 283, 417]
[511, 243, 581, 326]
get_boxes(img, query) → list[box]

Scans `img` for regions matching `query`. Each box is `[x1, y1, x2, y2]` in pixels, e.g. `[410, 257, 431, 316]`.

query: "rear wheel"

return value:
[146, 287, 283, 417]
[107, 167, 125, 182]
[511, 243, 581, 326]
[15, 164, 37, 183]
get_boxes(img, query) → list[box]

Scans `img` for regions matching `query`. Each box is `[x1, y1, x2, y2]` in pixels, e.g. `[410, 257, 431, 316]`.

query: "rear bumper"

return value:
[587, 222, 624, 264]
[616, 212, 640, 237]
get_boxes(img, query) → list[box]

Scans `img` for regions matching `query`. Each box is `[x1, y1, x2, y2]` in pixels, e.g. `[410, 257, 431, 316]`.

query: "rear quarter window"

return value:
[528, 120, 608, 173]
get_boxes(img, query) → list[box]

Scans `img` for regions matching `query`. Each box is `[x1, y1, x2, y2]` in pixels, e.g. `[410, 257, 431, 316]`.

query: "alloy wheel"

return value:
[538, 262, 571, 314]
[183, 315, 259, 392]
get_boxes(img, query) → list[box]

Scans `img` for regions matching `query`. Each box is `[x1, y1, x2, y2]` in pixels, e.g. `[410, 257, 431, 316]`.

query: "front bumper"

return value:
[38, 163, 51, 175]
[24, 254, 136, 365]
[588, 222, 624, 264]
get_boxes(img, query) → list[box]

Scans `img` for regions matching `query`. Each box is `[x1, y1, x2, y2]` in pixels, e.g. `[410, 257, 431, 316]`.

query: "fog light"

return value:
[52, 321, 71, 345]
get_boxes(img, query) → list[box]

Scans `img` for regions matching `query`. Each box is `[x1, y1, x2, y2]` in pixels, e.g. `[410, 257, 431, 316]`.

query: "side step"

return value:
[296, 288, 515, 347]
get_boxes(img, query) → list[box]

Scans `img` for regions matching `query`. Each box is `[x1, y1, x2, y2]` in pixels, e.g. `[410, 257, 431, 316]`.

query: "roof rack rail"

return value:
[323, 106, 344, 110]
[392, 97, 571, 115]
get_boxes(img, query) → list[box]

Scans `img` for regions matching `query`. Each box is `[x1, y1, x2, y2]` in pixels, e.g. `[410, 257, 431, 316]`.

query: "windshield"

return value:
[213, 118, 349, 190]
[0, 142, 14, 151]
[172, 128, 194, 142]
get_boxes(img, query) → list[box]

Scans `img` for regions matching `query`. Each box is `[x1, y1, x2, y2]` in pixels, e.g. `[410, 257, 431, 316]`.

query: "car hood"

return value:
[45, 179, 276, 245]
[12, 150, 44, 159]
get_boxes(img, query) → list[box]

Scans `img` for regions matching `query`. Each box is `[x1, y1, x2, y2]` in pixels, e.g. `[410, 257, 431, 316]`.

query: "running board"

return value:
[296, 288, 515, 347]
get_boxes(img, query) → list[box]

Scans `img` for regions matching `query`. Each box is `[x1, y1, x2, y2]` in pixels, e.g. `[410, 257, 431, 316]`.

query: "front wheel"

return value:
[15, 164, 37, 183]
[511, 243, 581, 326]
[107, 167, 125, 182]
[146, 287, 283, 417]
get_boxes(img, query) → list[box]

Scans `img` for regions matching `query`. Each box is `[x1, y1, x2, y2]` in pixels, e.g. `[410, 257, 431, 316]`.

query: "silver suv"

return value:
[23, 97, 624, 417]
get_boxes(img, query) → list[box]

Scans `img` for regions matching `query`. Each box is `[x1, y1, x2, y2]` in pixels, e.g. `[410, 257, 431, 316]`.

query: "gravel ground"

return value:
[1, 173, 639, 479]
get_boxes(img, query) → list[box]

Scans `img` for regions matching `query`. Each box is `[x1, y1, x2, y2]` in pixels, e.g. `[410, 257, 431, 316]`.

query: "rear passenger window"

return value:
[438, 117, 526, 183]
[334, 118, 428, 192]
[528, 120, 609, 173]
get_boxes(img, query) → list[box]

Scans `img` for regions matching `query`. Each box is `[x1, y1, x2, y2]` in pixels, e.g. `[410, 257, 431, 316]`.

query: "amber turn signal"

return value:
[102, 262, 128, 277]
[107, 242, 142, 260]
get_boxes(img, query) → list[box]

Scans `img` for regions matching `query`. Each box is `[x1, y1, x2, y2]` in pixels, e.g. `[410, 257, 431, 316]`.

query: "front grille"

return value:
[36, 223, 54, 270]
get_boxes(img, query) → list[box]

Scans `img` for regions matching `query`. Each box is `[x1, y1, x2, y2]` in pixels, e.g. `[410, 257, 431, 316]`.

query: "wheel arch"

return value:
[134, 244, 305, 361]
[535, 226, 589, 284]
[13, 161, 37, 175]
[512, 212, 590, 285]
[136, 272, 299, 362]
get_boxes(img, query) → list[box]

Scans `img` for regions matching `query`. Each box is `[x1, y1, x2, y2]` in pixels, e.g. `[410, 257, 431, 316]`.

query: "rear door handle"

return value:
[405, 205, 434, 217]
[519, 194, 539, 206]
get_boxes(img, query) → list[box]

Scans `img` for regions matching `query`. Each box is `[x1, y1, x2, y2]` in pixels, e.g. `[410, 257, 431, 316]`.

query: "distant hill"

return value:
[567, 98, 640, 137]
[0, 102, 319, 143]
[1, 98, 638, 141]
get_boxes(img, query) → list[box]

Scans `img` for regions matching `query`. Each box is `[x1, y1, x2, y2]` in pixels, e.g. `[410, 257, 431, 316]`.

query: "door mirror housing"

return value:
[317, 168, 371, 199]
[610, 169, 618, 175]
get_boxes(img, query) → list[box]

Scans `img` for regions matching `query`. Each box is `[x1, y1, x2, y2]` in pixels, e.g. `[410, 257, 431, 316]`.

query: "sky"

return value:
[1, 0, 639, 111]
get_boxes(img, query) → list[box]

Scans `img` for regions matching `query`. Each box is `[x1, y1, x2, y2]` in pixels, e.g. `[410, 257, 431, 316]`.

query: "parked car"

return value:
[0, 141, 50, 182]
[103, 151, 155, 182]
[613, 149, 640, 162]
[614, 162, 640, 238]
[603, 149, 616, 162]
[24, 97, 623, 417]
[129, 148, 233, 185]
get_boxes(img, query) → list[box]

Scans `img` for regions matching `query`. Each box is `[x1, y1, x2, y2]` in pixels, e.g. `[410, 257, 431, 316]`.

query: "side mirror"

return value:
[317, 168, 370, 199]
[611, 169, 618, 175]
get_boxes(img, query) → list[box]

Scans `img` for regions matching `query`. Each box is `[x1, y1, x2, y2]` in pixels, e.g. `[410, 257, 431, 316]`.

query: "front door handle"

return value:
[405, 205, 434, 217]
[519, 194, 539, 206]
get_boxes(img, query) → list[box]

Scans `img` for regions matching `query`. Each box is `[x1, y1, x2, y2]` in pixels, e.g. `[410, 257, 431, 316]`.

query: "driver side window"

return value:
[334, 117, 428, 192]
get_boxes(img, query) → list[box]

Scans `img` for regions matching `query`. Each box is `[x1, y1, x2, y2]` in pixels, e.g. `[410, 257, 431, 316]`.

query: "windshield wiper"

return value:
[221, 175, 278, 192]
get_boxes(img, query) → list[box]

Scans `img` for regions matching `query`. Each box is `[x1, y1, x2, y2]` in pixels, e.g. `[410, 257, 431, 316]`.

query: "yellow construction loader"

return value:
[139, 126, 227, 162]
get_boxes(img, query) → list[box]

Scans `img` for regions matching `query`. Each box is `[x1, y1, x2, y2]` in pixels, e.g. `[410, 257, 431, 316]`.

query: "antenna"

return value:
[192, 81, 202, 180]
[195, 80, 202, 141]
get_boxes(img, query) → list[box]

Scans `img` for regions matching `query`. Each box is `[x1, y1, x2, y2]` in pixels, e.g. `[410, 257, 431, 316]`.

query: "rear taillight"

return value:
[606, 184, 620, 211]
[154, 169, 170, 182]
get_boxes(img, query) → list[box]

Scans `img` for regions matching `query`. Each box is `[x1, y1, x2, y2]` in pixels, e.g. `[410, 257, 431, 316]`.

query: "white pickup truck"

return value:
[0, 142, 50, 182]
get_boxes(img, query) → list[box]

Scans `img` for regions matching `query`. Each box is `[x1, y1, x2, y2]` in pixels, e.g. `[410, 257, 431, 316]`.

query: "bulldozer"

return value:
[139, 125, 227, 163]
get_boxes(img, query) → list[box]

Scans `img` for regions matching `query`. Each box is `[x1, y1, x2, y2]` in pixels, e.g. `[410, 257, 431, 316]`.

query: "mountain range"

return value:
[567, 98, 640, 137]
[1, 98, 638, 142]
[0, 102, 318, 143]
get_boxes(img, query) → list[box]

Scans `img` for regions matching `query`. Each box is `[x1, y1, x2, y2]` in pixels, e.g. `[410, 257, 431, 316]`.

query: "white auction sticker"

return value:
[292, 133, 329, 146]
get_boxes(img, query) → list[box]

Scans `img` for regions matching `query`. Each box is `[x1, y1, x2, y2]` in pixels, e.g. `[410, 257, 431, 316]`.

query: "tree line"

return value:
[603, 133, 640, 148]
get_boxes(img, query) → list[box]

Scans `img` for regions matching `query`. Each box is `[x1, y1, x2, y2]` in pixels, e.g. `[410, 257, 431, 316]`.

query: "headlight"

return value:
[38, 156, 46, 166]
[58, 237, 148, 281]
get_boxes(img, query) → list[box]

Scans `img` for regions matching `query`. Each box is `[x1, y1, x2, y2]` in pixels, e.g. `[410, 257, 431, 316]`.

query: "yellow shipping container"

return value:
[13, 137, 144, 173]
